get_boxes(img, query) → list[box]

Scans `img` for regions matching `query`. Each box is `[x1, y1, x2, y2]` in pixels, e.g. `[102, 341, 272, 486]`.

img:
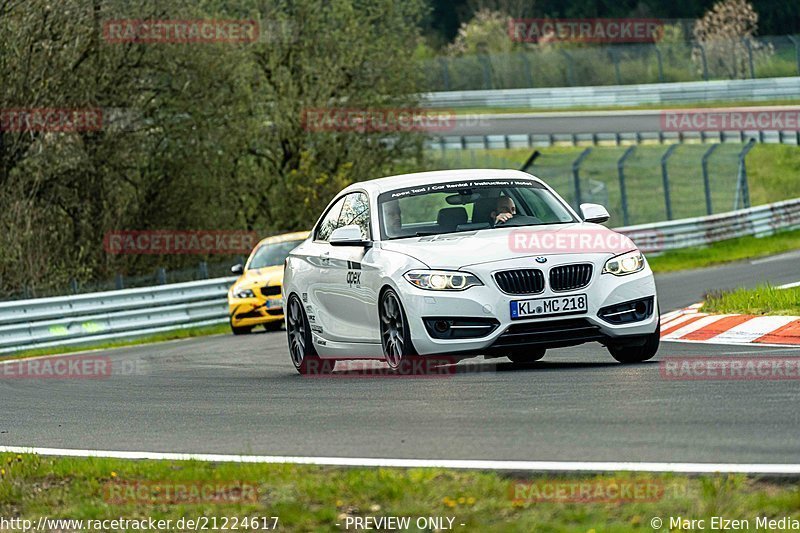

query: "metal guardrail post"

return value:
[571, 148, 592, 208]
[660, 144, 679, 220]
[735, 138, 756, 209]
[617, 146, 636, 226]
[701, 144, 719, 215]
[156, 268, 167, 285]
[789, 35, 800, 75]
[115, 273, 124, 290]
[199, 261, 209, 279]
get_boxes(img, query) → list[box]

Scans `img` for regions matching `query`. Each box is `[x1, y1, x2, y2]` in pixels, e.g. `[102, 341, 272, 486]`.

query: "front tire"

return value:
[286, 294, 334, 375]
[230, 316, 253, 335]
[608, 323, 660, 364]
[263, 320, 283, 332]
[379, 288, 418, 371]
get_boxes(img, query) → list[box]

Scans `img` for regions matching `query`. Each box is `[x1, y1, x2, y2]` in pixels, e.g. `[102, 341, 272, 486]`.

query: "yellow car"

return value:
[227, 231, 310, 334]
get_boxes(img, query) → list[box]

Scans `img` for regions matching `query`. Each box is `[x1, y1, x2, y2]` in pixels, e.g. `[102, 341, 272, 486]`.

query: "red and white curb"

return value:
[660, 304, 800, 346]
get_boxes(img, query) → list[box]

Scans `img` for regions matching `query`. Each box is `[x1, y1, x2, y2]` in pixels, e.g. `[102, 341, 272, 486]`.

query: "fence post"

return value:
[571, 148, 592, 208]
[734, 138, 756, 210]
[156, 268, 167, 285]
[609, 48, 622, 84]
[479, 54, 493, 89]
[701, 143, 719, 215]
[617, 146, 636, 226]
[519, 52, 534, 87]
[788, 35, 800, 75]
[198, 261, 209, 279]
[519, 150, 541, 173]
[115, 273, 124, 290]
[560, 50, 576, 86]
[654, 47, 664, 82]
[743, 38, 755, 78]
[695, 42, 709, 81]
[660, 144, 679, 220]
[439, 58, 451, 91]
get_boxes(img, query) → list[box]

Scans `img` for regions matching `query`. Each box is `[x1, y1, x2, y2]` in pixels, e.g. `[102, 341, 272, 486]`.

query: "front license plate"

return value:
[510, 294, 588, 320]
[266, 298, 283, 309]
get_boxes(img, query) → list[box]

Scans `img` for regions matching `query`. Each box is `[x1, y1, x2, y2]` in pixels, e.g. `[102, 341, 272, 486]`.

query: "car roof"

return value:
[253, 230, 310, 248]
[339, 168, 546, 197]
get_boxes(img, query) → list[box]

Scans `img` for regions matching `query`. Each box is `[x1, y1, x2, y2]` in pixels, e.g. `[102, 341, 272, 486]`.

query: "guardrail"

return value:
[2, 198, 799, 355]
[0, 277, 235, 355]
[619, 197, 800, 253]
[422, 77, 800, 109]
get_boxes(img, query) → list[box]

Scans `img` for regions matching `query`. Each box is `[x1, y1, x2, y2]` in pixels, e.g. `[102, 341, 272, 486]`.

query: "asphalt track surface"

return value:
[2, 252, 799, 464]
[446, 105, 800, 136]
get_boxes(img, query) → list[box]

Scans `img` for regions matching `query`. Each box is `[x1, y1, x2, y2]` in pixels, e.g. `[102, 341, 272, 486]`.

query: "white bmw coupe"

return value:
[283, 169, 659, 374]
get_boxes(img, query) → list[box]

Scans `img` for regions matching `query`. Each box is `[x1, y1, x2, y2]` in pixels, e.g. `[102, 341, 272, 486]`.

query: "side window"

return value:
[338, 192, 371, 240]
[315, 196, 347, 241]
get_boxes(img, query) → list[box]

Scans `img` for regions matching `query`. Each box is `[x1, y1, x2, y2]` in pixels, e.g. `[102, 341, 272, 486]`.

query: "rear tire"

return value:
[286, 294, 334, 375]
[507, 348, 546, 364]
[608, 323, 660, 364]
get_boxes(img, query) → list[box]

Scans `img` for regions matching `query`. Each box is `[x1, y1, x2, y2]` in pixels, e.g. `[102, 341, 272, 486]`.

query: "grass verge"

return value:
[646, 228, 800, 273]
[2, 323, 231, 361]
[1, 453, 799, 532]
[703, 284, 800, 316]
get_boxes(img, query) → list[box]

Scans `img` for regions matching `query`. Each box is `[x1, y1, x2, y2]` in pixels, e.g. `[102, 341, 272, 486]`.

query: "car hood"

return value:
[232, 265, 283, 290]
[379, 223, 631, 269]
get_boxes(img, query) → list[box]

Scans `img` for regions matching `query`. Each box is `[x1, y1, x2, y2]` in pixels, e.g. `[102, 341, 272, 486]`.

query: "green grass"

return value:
[646, 229, 800, 273]
[703, 284, 800, 316]
[1, 453, 798, 532]
[447, 99, 800, 115]
[3, 323, 231, 360]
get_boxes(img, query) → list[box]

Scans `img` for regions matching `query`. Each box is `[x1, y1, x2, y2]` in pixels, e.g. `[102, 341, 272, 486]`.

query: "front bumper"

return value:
[400, 256, 658, 355]
[228, 295, 285, 327]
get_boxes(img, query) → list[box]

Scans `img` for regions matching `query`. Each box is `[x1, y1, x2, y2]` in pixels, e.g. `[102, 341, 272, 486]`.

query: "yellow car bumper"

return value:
[228, 294, 284, 328]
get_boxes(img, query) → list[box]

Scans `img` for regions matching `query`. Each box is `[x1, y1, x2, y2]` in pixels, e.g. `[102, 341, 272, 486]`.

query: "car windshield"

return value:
[246, 240, 304, 270]
[377, 179, 577, 240]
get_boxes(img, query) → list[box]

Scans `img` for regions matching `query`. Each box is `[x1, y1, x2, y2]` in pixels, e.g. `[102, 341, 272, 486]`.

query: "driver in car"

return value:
[492, 196, 516, 225]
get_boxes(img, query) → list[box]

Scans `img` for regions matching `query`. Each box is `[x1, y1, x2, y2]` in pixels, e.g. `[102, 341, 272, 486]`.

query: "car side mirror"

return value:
[231, 263, 244, 275]
[580, 203, 610, 224]
[329, 225, 372, 247]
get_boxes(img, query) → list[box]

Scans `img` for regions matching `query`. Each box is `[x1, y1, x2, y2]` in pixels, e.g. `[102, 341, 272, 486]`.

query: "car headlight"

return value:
[602, 250, 645, 276]
[233, 287, 256, 298]
[403, 270, 483, 291]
